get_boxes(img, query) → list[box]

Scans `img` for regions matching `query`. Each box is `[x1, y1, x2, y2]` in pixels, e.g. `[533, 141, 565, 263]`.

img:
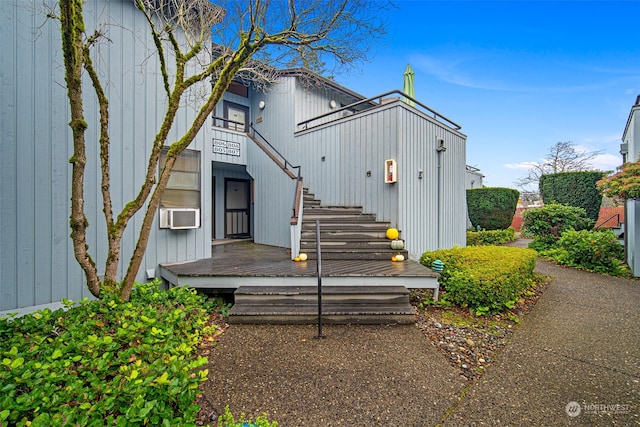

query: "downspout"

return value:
[620, 142, 629, 263]
[436, 138, 447, 249]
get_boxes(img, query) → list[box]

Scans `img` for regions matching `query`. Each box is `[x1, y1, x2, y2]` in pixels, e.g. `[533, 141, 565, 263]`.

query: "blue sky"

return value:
[335, 0, 640, 190]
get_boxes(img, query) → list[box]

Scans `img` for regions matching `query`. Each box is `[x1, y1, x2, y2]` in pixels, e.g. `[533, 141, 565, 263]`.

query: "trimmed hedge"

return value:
[539, 171, 605, 222]
[420, 246, 538, 315]
[466, 227, 516, 246]
[467, 187, 519, 230]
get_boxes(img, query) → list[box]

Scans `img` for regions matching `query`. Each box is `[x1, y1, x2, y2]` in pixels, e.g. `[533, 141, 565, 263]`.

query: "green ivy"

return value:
[420, 246, 538, 315]
[0, 281, 220, 426]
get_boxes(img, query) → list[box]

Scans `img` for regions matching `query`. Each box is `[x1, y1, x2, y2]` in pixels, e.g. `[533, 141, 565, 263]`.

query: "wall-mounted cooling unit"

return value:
[159, 208, 200, 229]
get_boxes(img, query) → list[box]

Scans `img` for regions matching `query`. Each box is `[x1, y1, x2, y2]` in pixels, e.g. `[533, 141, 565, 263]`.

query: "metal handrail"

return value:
[595, 213, 621, 229]
[250, 124, 301, 175]
[296, 89, 462, 131]
[247, 124, 304, 225]
[212, 115, 248, 130]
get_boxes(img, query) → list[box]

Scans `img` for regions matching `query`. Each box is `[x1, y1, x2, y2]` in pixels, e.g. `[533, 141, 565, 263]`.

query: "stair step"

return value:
[229, 285, 415, 325]
[302, 222, 389, 230]
[301, 250, 409, 261]
[302, 213, 378, 222]
[300, 240, 400, 250]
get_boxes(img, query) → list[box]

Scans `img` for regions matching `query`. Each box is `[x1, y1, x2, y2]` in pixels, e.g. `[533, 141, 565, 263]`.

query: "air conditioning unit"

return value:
[159, 208, 200, 230]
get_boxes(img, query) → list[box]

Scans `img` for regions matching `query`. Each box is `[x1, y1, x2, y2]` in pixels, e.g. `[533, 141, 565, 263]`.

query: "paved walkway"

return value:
[445, 259, 639, 426]
[204, 241, 640, 426]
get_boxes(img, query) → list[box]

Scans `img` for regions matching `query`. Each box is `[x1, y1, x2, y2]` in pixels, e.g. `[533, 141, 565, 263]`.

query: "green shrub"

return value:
[544, 229, 628, 275]
[466, 227, 516, 246]
[522, 203, 594, 251]
[420, 246, 538, 315]
[467, 187, 520, 230]
[540, 171, 605, 222]
[0, 282, 219, 426]
[218, 405, 278, 427]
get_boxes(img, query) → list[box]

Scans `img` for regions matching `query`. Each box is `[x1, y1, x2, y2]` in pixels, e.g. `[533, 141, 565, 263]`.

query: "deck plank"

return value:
[160, 241, 437, 279]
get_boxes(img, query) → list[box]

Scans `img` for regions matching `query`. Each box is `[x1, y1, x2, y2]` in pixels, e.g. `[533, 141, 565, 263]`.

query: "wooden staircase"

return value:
[226, 189, 428, 325]
[228, 285, 416, 325]
[300, 189, 409, 261]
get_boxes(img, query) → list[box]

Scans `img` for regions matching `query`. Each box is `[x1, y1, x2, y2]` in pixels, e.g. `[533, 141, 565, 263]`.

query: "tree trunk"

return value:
[60, 0, 101, 298]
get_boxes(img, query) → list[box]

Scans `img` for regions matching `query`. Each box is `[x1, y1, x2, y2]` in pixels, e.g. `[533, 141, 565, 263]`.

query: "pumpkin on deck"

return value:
[391, 254, 405, 262]
[386, 228, 399, 240]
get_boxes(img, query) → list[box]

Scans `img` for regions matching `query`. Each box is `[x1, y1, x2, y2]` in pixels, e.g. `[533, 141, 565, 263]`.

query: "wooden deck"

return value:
[158, 241, 439, 294]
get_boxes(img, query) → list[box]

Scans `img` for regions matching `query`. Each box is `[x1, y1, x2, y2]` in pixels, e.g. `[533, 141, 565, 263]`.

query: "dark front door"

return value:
[225, 178, 251, 238]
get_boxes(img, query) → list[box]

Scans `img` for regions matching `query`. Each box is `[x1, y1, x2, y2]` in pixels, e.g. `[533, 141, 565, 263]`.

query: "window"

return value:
[223, 101, 249, 132]
[159, 149, 201, 210]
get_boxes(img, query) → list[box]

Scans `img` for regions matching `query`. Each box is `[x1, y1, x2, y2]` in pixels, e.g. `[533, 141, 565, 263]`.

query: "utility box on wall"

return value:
[384, 159, 397, 183]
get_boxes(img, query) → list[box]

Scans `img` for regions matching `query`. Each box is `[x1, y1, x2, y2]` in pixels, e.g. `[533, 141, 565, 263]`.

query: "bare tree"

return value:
[515, 141, 603, 194]
[58, 0, 390, 301]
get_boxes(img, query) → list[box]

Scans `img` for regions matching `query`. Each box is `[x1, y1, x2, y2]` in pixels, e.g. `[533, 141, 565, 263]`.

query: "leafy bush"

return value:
[539, 171, 605, 222]
[467, 187, 519, 230]
[420, 246, 538, 315]
[218, 405, 278, 427]
[0, 282, 220, 426]
[543, 229, 628, 275]
[522, 203, 594, 251]
[466, 227, 516, 246]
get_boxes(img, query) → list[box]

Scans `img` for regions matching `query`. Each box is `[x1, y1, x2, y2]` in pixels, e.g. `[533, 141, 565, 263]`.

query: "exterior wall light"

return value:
[259, 100, 266, 109]
[329, 100, 337, 109]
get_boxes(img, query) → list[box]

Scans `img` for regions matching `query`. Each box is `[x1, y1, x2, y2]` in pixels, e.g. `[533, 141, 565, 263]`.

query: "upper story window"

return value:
[222, 101, 249, 132]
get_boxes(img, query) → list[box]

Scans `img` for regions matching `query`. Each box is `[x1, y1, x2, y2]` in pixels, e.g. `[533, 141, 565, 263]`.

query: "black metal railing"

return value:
[595, 213, 622, 229]
[247, 124, 304, 225]
[296, 89, 462, 131]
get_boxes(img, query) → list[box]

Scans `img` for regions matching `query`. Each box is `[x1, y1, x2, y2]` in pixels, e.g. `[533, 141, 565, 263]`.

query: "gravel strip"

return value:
[198, 323, 466, 426]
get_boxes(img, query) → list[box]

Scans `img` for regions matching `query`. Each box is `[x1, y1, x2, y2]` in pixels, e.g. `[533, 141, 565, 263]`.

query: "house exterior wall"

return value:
[622, 96, 640, 277]
[465, 167, 484, 189]
[0, 0, 214, 311]
[292, 98, 467, 259]
[1, 2, 470, 312]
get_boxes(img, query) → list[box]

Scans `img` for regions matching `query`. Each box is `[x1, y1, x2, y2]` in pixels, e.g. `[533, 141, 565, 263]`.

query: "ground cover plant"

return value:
[0, 282, 223, 426]
[420, 246, 538, 315]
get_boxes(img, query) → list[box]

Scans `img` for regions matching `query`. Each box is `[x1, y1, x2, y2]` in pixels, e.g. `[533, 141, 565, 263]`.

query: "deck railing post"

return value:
[315, 219, 325, 339]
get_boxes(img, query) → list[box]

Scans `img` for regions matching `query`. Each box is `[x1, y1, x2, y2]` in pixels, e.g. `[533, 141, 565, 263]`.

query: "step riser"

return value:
[302, 226, 390, 232]
[229, 314, 416, 325]
[302, 214, 378, 222]
[234, 295, 410, 305]
[229, 285, 415, 325]
[303, 252, 408, 261]
[300, 241, 401, 249]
